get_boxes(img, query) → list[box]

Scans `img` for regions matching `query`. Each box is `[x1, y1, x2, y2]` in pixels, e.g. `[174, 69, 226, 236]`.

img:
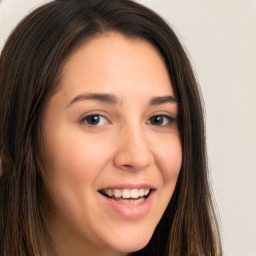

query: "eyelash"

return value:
[147, 114, 175, 126]
[80, 114, 109, 127]
[80, 114, 175, 128]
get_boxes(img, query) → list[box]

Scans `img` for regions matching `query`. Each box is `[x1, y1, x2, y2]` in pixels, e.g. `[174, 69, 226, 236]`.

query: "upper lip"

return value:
[98, 183, 156, 191]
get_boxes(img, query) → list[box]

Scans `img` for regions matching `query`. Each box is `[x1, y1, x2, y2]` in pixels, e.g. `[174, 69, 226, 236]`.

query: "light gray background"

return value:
[1, 0, 255, 255]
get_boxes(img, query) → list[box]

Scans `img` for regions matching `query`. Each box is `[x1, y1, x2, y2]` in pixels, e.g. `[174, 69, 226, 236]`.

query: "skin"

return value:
[43, 32, 182, 256]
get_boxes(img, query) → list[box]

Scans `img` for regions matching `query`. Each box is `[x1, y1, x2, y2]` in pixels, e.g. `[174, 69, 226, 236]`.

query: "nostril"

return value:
[122, 164, 134, 169]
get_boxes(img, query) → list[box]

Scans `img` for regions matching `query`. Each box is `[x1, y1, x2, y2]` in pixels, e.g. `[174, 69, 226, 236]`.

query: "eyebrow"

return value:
[66, 93, 177, 108]
[67, 93, 118, 108]
[149, 95, 177, 105]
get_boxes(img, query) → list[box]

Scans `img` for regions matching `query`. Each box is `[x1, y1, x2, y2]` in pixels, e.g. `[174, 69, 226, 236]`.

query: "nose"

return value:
[113, 126, 154, 171]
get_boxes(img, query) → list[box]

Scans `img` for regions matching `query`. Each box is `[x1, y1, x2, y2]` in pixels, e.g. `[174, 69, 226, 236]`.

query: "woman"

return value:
[0, 0, 222, 255]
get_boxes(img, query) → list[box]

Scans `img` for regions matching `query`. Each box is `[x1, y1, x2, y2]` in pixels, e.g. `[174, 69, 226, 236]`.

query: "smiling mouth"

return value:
[98, 188, 153, 205]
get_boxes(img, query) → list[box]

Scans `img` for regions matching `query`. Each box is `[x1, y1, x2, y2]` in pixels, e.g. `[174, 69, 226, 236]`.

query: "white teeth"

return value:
[106, 189, 114, 197]
[103, 188, 151, 199]
[122, 189, 130, 199]
[118, 198, 145, 205]
[113, 189, 122, 198]
[130, 189, 139, 198]
[144, 188, 150, 196]
[138, 188, 145, 197]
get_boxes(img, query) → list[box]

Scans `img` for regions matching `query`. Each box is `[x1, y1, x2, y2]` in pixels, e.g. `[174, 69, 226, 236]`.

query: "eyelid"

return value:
[147, 113, 176, 126]
[78, 111, 176, 128]
[79, 113, 110, 127]
[78, 110, 110, 121]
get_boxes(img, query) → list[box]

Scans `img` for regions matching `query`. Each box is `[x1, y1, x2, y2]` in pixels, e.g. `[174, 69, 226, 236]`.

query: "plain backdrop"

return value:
[0, 0, 255, 255]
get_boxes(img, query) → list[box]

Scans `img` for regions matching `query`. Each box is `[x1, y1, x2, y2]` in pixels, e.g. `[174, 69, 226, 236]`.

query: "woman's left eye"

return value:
[81, 114, 108, 126]
[148, 115, 175, 126]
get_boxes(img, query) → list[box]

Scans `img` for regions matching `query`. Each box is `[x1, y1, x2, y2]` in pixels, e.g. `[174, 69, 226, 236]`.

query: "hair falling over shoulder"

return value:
[0, 0, 222, 255]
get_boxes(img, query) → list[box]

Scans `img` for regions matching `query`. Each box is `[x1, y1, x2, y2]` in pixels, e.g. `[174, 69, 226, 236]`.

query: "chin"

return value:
[106, 231, 153, 254]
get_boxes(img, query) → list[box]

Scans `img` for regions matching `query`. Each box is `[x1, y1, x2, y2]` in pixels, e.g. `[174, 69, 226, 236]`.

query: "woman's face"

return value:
[43, 32, 182, 256]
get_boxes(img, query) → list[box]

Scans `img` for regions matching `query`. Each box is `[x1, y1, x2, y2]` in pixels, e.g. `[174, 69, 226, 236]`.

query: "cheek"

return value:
[147, 134, 182, 228]
[45, 128, 109, 180]
[42, 128, 113, 215]
[154, 135, 182, 183]
[43, 129, 111, 220]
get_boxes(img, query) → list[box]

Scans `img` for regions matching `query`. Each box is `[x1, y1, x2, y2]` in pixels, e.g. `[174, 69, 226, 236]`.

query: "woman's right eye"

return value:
[81, 114, 109, 126]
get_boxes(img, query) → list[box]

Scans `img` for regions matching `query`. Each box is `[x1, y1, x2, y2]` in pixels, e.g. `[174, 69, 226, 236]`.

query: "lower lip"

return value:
[98, 191, 155, 220]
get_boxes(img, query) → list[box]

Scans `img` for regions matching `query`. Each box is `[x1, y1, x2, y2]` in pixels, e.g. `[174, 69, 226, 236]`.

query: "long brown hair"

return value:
[0, 0, 222, 255]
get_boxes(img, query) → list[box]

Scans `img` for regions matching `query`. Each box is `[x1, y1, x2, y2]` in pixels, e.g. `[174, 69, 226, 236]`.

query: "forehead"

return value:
[57, 32, 174, 103]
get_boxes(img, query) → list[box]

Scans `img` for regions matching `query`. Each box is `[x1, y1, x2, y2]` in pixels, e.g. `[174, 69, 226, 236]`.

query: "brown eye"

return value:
[82, 115, 108, 126]
[149, 115, 174, 126]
